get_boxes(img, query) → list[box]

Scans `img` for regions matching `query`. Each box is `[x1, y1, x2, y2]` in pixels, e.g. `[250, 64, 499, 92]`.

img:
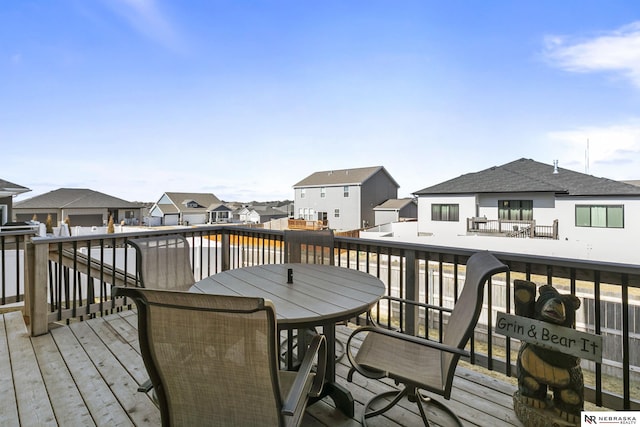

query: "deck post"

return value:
[404, 250, 419, 336]
[24, 239, 49, 336]
[221, 231, 230, 271]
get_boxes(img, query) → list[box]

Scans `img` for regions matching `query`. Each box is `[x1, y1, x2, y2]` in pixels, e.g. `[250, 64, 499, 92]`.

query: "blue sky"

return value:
[3, 1, 640, 202]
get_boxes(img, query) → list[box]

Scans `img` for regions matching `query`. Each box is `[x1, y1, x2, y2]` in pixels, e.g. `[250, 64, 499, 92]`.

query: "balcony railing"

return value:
[467, 217, 559, 239]
[1, 225, 637, 411]
[288, 219, 329, 230]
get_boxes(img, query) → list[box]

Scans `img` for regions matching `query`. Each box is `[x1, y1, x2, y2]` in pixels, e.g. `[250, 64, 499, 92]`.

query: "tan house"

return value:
[13, 188, 144, 227]
[148, 192, 226, 226]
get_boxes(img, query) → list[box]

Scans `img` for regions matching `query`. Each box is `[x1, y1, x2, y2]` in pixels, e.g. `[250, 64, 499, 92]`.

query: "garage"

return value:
[163, 214, 180, 226]
[69, 214, 104, 227]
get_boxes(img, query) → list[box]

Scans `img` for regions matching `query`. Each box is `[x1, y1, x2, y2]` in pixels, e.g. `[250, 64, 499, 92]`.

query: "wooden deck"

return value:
[1, 310, 523, 426]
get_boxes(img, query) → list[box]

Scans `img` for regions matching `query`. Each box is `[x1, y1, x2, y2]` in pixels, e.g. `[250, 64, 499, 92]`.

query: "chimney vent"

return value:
[553, 160, 559, 174]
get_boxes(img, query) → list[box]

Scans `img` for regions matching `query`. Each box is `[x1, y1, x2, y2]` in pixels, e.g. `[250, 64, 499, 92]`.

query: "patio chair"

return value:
[283, 229, 335, 264]
[113, 286, 327, 427]
[128, 234, 196, 393]
[346, 251, 508, 426]
[282, 230, 342, 364]
[128, 234, 195, 291]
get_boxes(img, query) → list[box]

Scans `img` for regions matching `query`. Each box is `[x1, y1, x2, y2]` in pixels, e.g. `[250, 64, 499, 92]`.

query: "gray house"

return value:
[13, 188, 144, 226]
[0, 179, 31, 226]
[373, 198, 418, 226]
[293, 166, 399, 231]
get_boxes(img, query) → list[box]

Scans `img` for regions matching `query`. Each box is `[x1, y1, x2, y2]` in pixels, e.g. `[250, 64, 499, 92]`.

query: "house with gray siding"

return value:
[0, 179, 30, 227]
[293, 166, 399, 231]
[13, 188, 144, 227]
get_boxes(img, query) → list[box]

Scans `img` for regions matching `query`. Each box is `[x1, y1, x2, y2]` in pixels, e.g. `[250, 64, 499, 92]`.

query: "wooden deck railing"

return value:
[288, 219, 328, 230]
[1, 225, 638, 411]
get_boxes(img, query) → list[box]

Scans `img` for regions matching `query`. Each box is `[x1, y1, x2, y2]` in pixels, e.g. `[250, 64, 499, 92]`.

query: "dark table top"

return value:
[190, 263, 386, 329]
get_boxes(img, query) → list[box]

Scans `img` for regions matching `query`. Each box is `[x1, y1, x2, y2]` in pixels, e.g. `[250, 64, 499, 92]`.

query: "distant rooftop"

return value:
[14, 188, 142, 208]
[414, 158, 640, 197]
[294, 166, 399, 188]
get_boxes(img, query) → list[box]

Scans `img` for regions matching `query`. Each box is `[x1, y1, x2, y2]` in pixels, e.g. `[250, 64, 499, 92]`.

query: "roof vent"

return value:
[553, 160, 559, 174]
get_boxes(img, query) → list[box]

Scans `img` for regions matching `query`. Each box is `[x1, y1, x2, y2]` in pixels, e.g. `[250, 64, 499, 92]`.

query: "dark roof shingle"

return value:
[14, 188, 142, 208]
[294, 166, 399, 188]
[413, 158, 640, 197]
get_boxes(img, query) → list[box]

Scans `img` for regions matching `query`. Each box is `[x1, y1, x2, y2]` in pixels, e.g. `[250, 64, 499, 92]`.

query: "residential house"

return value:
[0, 179, 30, 226]
[13, 188, 144, 226]
[208, 203, 233, 223]
[233, 204, 289, 224]
[412, 158, 640, 254]
[293, 166, 400, 231]
[373, 198, 418, 226]
[148, 192, 225, 226]
[250, 204, 289, 223]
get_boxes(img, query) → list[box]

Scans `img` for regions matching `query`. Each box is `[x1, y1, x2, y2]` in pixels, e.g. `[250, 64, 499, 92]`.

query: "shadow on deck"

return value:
[1, 310, 522, 426]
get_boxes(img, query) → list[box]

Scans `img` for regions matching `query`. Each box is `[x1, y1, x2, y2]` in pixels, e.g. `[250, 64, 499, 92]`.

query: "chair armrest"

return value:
[364, 296, 453, 332]
[379, 295, 454, 313]
[281, 333, 327, 416]
[347, 325, 470, 381]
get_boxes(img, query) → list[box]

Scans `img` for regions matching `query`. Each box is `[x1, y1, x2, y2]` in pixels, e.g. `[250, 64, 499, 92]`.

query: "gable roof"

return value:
[207, 203, 232, 212]
[161, 192, 221, 213]
[293, 166, 399, 188]
[374, 198, 417, 211]
[13, 188, 142, 208]
[0, 179, 30, 198]
[414, 158, 640, 197]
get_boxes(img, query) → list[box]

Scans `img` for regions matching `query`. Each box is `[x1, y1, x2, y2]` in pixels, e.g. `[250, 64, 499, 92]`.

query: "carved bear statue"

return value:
[514, 280, 583, 424]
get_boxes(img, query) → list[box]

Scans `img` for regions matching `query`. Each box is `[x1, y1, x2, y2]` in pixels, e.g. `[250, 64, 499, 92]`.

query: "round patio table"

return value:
[190, 263, 386, 417]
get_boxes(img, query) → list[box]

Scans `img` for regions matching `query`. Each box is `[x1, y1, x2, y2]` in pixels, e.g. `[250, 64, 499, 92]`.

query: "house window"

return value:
[334, 209, 340, 218]
[300, 189, 306, 198]
[343, 186, 349, 197]
[431, 204, 459, 221]
[320, 187, 326, 198]
[576, 205, 624, 228]
[498, 200, 533, 220]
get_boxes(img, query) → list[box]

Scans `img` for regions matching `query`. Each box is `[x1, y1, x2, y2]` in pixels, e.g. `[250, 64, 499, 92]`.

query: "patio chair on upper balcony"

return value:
[128, 234, 196, 291]
[128, 234, 196, 392]
[346, 251, 508, 426]
[113, 287, 327, 427]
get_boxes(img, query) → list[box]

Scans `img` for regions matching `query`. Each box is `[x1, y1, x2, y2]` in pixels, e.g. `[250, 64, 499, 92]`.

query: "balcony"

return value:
[1, 225, 637, 425]
[467, 218, 559, 239]
[1, 309, 520, 426]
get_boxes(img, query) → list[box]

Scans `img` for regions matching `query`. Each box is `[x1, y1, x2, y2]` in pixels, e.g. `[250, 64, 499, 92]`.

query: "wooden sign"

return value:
[495, 312, 602, 363]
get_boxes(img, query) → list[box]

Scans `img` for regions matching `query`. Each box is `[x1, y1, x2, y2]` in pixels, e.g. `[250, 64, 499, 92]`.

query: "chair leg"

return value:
[415, 389, 464, 427]
[362, 387, 408, 425]
[362, 385, 464, 427]
[138, 378, 153, 393]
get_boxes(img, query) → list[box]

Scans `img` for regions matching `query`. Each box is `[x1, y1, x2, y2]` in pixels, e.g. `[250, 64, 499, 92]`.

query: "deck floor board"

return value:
[3, 311, 523, 426]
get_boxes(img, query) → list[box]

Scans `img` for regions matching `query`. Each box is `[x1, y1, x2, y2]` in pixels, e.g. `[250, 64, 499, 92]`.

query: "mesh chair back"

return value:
[441, 251, 508, 392]
[118, 288, 284, 426]
[129, 235, 195, 291]
[284, 230, 335, 264]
